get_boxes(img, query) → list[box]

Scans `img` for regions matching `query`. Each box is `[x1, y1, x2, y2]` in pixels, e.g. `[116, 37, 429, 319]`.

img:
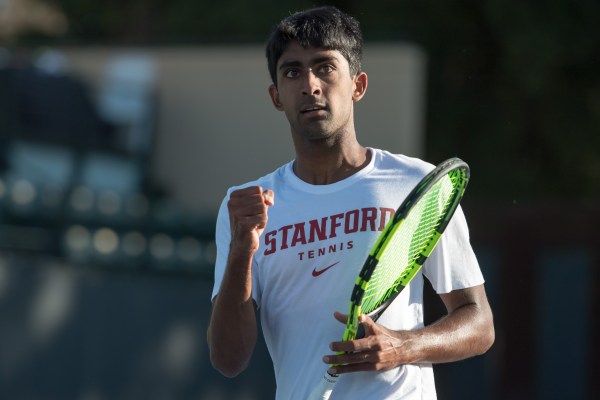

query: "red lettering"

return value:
[264, 230, 277, 255]
[329, 213, 344, 238]
[379, 208, 395, 230]
[297, 240, 355, 261]
[279, 225, 293, 249]
[360, 207, 377, 232]
[344, 209, 360, 234]
[291, 222, 307, 247]
[309, 217, 327, 242]
[264, 206, 394, 257]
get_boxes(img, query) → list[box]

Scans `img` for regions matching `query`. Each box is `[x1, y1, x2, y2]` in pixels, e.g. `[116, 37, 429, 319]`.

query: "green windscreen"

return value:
[360, 170, 462, 315]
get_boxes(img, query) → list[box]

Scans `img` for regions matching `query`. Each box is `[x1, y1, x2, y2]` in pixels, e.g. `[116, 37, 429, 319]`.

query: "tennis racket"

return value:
[306, 157, 470, 400]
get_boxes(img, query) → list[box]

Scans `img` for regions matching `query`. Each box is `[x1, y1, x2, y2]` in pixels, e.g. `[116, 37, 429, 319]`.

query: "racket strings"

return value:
[360, 174, 459, 314]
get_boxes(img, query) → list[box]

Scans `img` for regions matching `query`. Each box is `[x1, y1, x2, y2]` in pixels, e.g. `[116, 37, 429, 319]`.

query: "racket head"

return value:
[343, 158, 470, 341]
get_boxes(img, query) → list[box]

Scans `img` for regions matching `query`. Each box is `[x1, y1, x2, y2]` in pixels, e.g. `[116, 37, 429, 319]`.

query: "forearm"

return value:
[326, 285, 494, 374]
[402, 298, 494, 364]
[207, 250, 258, 377]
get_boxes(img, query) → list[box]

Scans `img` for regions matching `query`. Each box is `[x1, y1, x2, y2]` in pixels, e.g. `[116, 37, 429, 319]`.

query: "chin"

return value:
[302, 130, 335, 141]
[301, 122, 337, 139]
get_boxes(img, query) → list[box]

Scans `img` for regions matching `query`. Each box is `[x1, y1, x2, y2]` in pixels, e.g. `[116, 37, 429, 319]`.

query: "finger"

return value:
[327, 360, 380, 375]
[229, 194, 267, 208]
[333, 311, 348, 324]
[324, 350, 375, 367]
[228, 187, 273, 237]
[229, 187, 270, 217]
[230, 187, 273, 214]
[236, 214, 268, 230]
[330, 337, 372, 353]
[230, 206, 269, 231]
[230, 186, 263, 198]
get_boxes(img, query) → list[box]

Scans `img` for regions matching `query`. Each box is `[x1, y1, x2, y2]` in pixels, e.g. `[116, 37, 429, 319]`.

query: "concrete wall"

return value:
[61, 44, 427, 214]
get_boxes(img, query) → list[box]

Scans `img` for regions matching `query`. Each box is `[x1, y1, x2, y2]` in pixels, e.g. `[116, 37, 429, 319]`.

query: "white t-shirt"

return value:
[212, 148, 484, 400]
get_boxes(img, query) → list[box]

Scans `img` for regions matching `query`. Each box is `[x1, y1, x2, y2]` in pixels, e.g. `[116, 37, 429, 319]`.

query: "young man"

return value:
[208, 6, 494, 399]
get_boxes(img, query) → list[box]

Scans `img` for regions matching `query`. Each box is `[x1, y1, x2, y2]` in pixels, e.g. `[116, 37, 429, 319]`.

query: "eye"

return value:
[317, 64, 335, 75]
[284, 69, 300, 78]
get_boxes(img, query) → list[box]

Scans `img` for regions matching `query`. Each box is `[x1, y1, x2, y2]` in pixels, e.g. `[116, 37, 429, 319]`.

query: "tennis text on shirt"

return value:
[263, 206, 395, 260]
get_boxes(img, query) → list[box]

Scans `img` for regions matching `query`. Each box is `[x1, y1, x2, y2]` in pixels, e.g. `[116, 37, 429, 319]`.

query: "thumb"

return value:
[358, 314, 378, 337]
[263, 189, 275, 206]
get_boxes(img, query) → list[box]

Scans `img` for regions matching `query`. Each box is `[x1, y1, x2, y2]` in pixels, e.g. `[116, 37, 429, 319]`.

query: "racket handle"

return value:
[306, 371, 338, 400]
[356, 323, 365, 339]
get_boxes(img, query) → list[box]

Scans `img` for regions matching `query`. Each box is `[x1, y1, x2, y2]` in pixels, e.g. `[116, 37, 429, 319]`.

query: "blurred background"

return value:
[0, 0, 598, 399]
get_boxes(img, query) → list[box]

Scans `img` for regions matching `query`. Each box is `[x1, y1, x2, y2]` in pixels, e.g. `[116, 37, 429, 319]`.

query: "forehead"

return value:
[277, 41, 348, 68]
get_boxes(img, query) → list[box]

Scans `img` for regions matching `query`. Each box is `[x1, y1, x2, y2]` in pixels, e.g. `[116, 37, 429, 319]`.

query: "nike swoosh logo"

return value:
[312, 261, 340, 277]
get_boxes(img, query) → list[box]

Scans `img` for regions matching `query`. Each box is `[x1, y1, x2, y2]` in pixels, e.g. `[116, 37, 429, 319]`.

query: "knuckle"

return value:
[373, 363, 386, 371]
[368, 337, 382, 350]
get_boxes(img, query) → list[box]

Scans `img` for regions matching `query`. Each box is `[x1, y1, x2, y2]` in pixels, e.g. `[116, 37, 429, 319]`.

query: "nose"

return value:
[302, 68, 321, 96]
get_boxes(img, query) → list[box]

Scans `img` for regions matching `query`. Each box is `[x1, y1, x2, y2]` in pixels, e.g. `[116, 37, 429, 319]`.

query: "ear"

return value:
[268, 84, 284, 111]
[352, 72, 368, 102]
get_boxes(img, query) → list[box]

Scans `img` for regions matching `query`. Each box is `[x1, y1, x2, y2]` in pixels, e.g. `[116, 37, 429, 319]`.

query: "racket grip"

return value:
[306, 371, 338, 400]
[356, 323, 365, 339]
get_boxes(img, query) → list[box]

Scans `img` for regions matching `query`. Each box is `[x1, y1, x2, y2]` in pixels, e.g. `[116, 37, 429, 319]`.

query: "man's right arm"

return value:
[207, 186, 274, 377]
[207, 250, 258, 377]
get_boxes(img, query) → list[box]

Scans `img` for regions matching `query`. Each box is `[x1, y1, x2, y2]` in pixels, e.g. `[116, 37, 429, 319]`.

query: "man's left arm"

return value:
[323, 284, 494, 375]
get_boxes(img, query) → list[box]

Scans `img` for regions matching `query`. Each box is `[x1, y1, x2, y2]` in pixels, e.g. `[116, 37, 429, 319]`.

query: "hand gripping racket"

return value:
[307, 157, 470, 400]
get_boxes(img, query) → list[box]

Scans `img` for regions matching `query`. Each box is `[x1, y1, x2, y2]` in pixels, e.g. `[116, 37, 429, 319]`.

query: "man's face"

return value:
[268, 41, 367, 141]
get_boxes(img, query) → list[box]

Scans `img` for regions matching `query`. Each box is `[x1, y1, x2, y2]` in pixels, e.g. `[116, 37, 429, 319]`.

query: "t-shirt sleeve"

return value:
[422, 206, 484, 294]
[210, 191, 262, 307]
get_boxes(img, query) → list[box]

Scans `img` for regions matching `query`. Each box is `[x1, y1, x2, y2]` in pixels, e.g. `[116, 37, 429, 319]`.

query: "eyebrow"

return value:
[278, 55, 340, 71]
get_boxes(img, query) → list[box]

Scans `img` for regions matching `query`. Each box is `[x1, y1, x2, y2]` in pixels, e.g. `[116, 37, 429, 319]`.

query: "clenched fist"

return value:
[227, 186, 275, 255]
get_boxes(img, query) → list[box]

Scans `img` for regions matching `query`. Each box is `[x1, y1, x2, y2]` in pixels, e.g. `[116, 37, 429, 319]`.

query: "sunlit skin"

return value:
[268, 41, 365, 141]
[268, 41, 370, 185]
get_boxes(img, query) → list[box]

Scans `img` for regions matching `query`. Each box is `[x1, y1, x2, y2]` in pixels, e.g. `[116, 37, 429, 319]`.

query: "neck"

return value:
[292, 138, 370, 185]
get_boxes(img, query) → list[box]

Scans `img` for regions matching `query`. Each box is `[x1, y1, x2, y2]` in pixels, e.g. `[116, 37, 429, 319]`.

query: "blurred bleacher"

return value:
[0, 48, 277, 400]
[0, 48, 216, 276]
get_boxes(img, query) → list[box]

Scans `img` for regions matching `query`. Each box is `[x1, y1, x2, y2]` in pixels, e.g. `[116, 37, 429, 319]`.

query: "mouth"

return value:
[301, 104, 327, 114]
